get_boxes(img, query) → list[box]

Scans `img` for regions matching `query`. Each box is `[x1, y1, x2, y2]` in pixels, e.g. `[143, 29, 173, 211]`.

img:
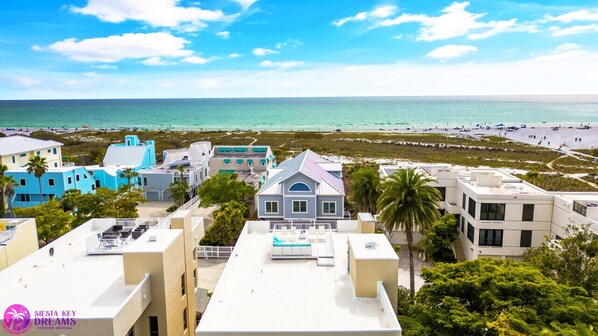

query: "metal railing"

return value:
[197, 245, 234, 259]
[270, 220, 337, 230]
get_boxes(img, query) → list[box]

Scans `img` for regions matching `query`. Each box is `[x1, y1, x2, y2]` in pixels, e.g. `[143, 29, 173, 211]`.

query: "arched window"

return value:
[289, 182, 311, 192]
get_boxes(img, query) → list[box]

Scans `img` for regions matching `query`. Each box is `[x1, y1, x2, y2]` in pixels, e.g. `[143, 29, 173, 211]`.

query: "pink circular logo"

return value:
[2, 304, 32, 335]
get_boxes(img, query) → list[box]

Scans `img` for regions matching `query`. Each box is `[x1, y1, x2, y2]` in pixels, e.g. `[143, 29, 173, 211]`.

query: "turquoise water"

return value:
[0, 96, 597, 131]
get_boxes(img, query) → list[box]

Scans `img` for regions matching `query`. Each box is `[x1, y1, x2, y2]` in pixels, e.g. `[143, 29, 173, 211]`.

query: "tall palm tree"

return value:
[0, 164, 8, 214]
[350, 167, 381, 214]
[0, 175, 17, 216]
[377, 168, 441, 298]
[26, 155, 48, 205]
[176, 164, 186, 181]
[119, 167, 139, 190]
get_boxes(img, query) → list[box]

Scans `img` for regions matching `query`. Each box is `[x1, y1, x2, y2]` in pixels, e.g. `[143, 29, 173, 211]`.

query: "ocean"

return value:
[0, 95, 597, 131]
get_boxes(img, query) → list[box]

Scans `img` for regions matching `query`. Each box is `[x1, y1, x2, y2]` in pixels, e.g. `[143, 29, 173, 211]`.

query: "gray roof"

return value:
[0, 135, 62, 156]
[103, 146, 148, 166]
[257, 150, 344, 195]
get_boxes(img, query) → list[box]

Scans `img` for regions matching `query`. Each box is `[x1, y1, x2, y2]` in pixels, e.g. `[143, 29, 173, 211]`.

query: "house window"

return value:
[468, 198, 476, 218]
[289, 183, 311, 192]
[67, 177, 72, 184]
[480, 203, 505, 221]
[573, 201, 587, 216]
[83, 174, 88, 179]
[183, 308, 188, 331]
[460, 216, 465, 233]
[54, 162, 58, 167]
[95, 180, 100, 187]
[435, 187, 446, 201]
[292, 200, 307, 213]
[522, 204, 534, 221]
[149, 316, 159, 336]
[76, 174, 80, 182]
[193, 269, 198, 288]
[143, 177, 148, 186]
[479, 229, 503, 246]
[12, 156, 15, 163]
[462, 193, 466, 210]
[19, 178, 26, 186]
[36, 151, 40, 155]
[53, 148, 57, 155]
[18, 194, 31, 202]
[520, 230, 533, 247]
[20, 153, 26, 157]
[467, 222, 474, 243]
[265, 201, 278, 214]
[92, 184, 95, 190]
[322, 201, 336, 214]
[181, 273, 186, 296]
[48, 178, 55, 187]
[47, 149, 51, 153]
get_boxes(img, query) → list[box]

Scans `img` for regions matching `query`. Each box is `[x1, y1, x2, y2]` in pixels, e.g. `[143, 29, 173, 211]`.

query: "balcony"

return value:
[86, 218, 170, 255]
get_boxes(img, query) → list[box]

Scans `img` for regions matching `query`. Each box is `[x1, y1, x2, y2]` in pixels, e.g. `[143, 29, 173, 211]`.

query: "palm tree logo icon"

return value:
[3, 304, 32, 334]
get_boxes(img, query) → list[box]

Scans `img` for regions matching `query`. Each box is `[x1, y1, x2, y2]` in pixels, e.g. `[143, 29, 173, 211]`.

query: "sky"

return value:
[1, 0, 598, 99]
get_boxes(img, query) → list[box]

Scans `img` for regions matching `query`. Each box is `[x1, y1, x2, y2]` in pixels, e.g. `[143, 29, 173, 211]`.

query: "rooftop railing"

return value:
[86, 218, 170, 255]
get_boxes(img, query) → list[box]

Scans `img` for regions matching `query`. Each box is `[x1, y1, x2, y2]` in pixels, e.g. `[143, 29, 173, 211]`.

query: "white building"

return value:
[0, 135, 63, 169]
[196, 218, 402, 336]
[380, 163, 598, 260]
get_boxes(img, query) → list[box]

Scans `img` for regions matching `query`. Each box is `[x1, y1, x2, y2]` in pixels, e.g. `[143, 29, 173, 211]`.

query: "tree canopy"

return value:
[417, 214, 458, 262]
[349, 167, 381, 214]
[197, 173, 255, 207]
[15, 200, 73, 244]
[401, 258, 598, 336]
[200, 201, 247, 246]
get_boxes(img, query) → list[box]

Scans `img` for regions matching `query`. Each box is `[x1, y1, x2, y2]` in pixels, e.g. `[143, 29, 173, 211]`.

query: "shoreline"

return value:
[2, 122, 597, 150]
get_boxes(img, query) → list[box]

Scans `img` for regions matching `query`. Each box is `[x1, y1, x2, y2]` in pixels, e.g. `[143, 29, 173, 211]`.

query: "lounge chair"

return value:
[308, 227, 317, 242]
[318, 226, 326, 242]
[289, 226, 297, 242]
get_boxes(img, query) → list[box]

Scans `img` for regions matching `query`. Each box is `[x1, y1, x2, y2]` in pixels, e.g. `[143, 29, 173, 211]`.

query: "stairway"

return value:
[452, 238, 466, 262]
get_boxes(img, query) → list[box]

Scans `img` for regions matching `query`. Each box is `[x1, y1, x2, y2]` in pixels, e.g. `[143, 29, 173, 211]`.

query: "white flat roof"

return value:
[126, 230, 181, 253]
[0, 220, 172, 318]
[197, 223, 401, 334]
[0, 135, 62, 156]
[349, 234, 400, 261]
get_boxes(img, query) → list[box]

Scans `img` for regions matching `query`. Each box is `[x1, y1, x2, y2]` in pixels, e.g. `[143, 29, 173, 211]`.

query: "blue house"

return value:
[7, 166, 96, 208]
[87, 135, 156, 190]
[256, 150, 345, 221]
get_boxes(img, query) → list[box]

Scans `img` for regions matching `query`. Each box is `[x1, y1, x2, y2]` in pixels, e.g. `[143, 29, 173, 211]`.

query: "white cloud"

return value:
[141, 57, 177, 66]
[531, 43, 586, 61]
[228, 53, 242, 58]
[70, 0, 236, 32]
[275, 39, 302, 49]
[92, 64, 118, 70]
[31, 45, 42, 51]
[10, 77, 42, 88]
[47, 32, 192, 63]
[550, 23, 598, 36]
[233, 0, 257, 10]
[260, 60, 304, 68]
[252, 48, 279, 56]
[379, 2, 521, 41]
[182, 56, 211, 64]
[546, 9, 598, 23]
[426, 44, 477, 60]
[216, 31, 230, 39]
[84, 72, 102, 77]
[393, 34, 404, 40]
[333, 5, 397, 26]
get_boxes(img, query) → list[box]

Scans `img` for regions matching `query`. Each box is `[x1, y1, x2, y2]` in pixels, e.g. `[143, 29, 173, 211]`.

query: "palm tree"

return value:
[119, 167, 139, 190]
[377, 168, 441, 298]
[176, 165, 186, 181]
[350, 167, 381, 214]
[0, 164, 8, 214]
[26, 155, 48, 205]
[0, 175, 18, 216]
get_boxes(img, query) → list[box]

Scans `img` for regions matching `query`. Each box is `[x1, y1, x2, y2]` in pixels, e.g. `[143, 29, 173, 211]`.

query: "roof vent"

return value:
[365, 241, 376, 249]
[148, 236, 157, 242]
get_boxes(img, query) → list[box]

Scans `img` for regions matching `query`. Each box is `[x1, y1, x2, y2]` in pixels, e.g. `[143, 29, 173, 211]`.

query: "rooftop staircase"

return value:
[452, 237, 466, 262]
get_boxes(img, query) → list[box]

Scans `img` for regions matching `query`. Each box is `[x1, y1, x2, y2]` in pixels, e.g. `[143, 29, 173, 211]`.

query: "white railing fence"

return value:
[197, 245, 234, 259]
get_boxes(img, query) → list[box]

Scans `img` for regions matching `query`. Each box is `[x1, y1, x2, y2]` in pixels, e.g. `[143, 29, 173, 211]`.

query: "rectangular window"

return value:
[460, 216, 465, 233]
[48, 178, 55, 186]
[265, 201, 278, 214]
[53, 148, 57, 155]
[520, 230, 533, 247]
[18, 194, 31, 202]
[76, 174, 80, 182]
[468, 198, 476, 218]
[92, 184, 95, 190]
[143, 177, 148, 186]
[54, 162, 58, 167]
[435, 187, 446, 201]
[193, 269, 198, 288]
[322, 201, 336, 214]
[181, 273, 186, 296]
[95, 180, 100, 187]
[479, 229, 504, 246]
[149, 316, 159, 336]
[462, 193, 466, 210]
[467, 223, 474, 243]
[292, 200, 307, 213]
[19, 178, 26, 186]
[480, 203, 506, 221]
[36, 151, 40, 155]
[19, 153, 26, 157]
[67, 177, 72, 184]
[12, 156, 15, 163]
[522, 204, 534, 221]
[183, 308, 188, 331]
[573, 201, 587, 216]
[47, 149, 51, 153]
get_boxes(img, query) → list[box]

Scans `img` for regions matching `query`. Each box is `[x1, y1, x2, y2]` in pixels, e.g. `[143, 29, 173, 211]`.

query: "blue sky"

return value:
[1, 0, 598, 98]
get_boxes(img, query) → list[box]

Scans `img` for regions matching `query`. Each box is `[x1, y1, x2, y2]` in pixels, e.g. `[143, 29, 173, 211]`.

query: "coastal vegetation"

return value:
[517, 172, 598, 192]
[199, 201, 247, 246]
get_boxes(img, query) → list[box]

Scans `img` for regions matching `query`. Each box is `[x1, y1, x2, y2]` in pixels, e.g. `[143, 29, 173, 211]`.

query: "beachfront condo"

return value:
[140, 142, 211, 202]
[209, 145, 275, 189]
[0, 135, 63, 170]
[196, 215, 402, 336]
[380, 164, 598, 260]
[256, 150, 345, 221]
[0, 218, 39, 270]
[87, 135, 156, 190]
[0, 210, 203, 336]
[6, 165, 96, 208]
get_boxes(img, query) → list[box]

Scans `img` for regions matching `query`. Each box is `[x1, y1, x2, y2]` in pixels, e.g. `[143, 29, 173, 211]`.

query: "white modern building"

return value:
[196, 217, 402, 336]
[380, 163, 598, 260]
